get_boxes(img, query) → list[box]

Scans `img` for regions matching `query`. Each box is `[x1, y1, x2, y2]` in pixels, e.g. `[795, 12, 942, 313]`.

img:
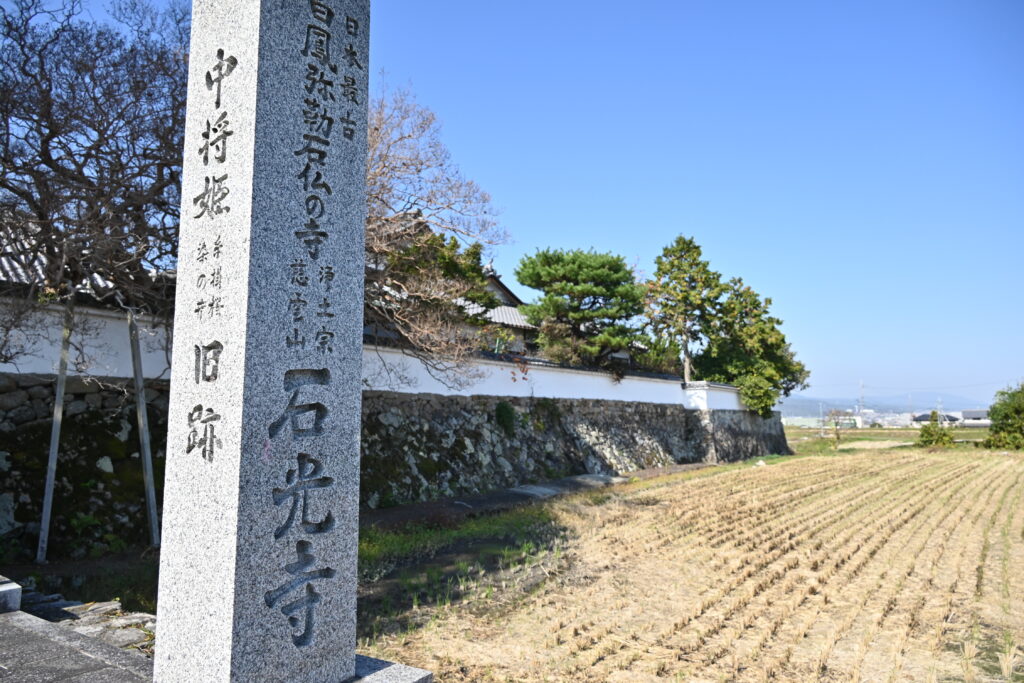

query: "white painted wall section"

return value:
[0, 304, 170, 379]
[0, 305, 746, 410]
[363, 345, 746, 409]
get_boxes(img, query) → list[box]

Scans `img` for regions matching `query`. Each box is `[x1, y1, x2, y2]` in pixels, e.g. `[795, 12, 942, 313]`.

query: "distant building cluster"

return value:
[783, 408, 991, 429]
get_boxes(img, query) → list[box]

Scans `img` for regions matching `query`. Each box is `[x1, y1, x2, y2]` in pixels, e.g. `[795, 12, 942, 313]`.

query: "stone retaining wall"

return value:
[360, 391, 789, 508]
[0, 374, 789, 559]
[0, 372, 170, 560]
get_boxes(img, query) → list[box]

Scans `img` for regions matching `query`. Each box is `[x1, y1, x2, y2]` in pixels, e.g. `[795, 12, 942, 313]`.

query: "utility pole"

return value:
[819, 402, 825, 438]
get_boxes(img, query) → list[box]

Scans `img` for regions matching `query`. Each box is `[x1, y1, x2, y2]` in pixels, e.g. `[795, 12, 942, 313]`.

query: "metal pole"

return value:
[36, 300, 74, 564]
[129, 310, 161, 547]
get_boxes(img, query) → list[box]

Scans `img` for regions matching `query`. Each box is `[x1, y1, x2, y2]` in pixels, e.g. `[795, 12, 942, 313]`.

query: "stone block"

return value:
[26, 385, 51, 400]
[353, 655, 433, 682]
[0, 389, 28, 411]
[97, 627, 149, 648]
[64, 400, 88, 417]
[8, 404, 37, 424]
[31, 399, 50, 419]
[16, 374, 50, 388]
[154, 0, 380, 680]
[0, 575, 22, 613]
[65, 376, 101, 394]
[0, 374, 17, 392]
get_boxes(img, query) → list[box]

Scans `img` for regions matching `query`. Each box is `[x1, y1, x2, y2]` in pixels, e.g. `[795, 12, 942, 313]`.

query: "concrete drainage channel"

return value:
[360, 464, 712, 533]
[508, 473, 630, 499]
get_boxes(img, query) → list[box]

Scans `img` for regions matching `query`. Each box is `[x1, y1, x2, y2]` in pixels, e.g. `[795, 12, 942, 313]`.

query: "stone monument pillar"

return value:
[155, 0, 428, 680]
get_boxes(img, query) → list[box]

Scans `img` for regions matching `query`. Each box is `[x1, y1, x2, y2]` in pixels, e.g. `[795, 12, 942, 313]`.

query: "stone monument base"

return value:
[0, 575, 22, 613]
[353, 655, 433, 682]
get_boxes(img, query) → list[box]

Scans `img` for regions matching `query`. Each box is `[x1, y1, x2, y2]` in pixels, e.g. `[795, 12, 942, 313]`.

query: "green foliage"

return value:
[632, 334, 683, 375]
[358, 506, 556, 580]
[645, 236, 725, 381]
[69, 513, 102, 537]
[482, 325, 518, 353]
[516, 249, 644, 366]
[642, 235, 809, 416]
[495, 401, 516, 438]
[376, 231, 499, 326]
[530, 397, 561, 431]
[692, 277, 809, 417]
[918, 411, 955, 448]
[3, 403, 167, 561]
[983, 383, 1024, 450]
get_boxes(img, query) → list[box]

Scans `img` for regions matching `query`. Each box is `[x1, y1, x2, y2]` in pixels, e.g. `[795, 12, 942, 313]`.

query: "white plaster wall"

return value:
[0, 304, 171, 379]
[705, 386, 744, 410]
[362, 344, 746, 409]
[0, 307, 745, 409]
[680, 389, 709, 410]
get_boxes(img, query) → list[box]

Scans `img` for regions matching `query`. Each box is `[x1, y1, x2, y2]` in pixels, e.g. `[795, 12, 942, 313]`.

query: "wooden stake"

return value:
[35, 300, 74, 564]
[129, 309, 160, 547]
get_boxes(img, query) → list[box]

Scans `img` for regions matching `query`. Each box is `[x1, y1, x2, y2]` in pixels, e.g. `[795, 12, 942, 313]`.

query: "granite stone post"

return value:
[154, 1, 429, 680]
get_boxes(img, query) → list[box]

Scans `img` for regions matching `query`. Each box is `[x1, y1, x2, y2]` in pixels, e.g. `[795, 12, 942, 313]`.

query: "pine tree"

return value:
[516, 249, 643, 366]
[645, 236, 724, 382]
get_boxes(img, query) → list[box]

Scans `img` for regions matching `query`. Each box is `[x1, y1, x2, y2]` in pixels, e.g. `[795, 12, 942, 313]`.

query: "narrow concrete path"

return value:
[361, 462, 712, 531]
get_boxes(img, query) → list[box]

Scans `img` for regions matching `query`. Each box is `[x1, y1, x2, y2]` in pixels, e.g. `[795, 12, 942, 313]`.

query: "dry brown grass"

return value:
[363, 450, 1024, 681]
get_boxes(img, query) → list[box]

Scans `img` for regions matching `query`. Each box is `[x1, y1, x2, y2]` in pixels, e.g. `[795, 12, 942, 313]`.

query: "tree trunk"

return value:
[35, 300, 74, 564]
[128, 310, 161, 547]
[682, 346, 692, 384]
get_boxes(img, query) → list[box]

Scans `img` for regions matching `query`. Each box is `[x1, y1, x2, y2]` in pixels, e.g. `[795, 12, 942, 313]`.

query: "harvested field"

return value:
[364, 450, 1024, 681]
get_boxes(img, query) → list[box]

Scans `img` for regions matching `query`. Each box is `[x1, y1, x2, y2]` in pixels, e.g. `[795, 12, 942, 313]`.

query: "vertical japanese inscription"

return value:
[185, 49, 239, 462]
[266, 369, 335, 647]
[286, 0, 363, 352]
[264, 0, 366, 649]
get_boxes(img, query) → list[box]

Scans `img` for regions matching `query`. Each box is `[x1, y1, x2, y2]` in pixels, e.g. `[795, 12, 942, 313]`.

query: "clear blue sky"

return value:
[369, 0, 1023, 406]
[78, 0, 1024, 406]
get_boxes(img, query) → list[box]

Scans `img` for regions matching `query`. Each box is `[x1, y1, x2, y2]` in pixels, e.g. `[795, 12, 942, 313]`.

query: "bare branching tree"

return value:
[0, 0, 187, 336]
[367, 87, 504, 245]
[2, 1, 502, 391]
[0, 0, 187, 558]
[364, 87, 505, 387]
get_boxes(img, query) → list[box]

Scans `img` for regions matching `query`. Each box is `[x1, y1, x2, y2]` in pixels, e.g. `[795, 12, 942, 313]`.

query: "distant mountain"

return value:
[777, 392, 989, 417]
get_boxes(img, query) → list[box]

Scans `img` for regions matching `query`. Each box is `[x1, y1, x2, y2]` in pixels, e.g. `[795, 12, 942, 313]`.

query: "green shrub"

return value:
[983, 383, 1024, 450]
[917, 411, 954, 448]
[495, 401, 516, 438]
[531, 398, 560, 431]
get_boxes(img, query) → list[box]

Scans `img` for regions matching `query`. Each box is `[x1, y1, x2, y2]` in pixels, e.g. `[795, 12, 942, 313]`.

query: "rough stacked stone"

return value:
[361, 392, 789, 509]
[0, 372, 169, 433]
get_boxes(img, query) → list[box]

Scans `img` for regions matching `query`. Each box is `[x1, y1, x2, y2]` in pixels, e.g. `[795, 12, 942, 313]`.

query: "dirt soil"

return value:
[364, 450, 1024, 681]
